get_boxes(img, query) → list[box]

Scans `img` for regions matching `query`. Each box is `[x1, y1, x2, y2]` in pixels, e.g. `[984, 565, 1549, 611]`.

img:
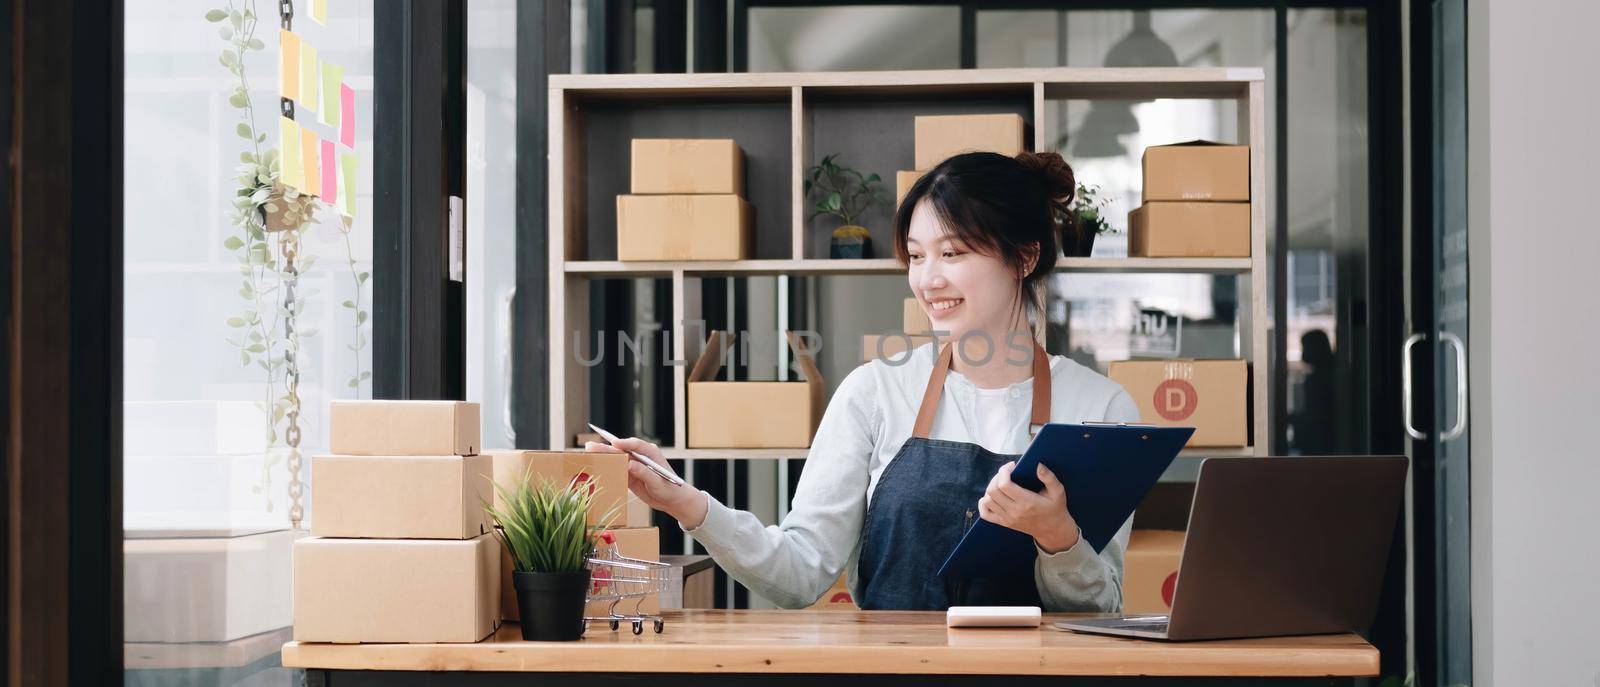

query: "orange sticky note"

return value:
[301, 129, 320, 198]
[279, 29, 301, 101]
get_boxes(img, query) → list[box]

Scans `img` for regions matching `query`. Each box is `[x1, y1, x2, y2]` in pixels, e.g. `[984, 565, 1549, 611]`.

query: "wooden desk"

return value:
[284, 610, 1377, 686]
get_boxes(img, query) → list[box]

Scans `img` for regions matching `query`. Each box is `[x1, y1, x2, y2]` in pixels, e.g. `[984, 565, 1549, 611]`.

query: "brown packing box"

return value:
[913, 114, 1026, 170]
[1108, 359, 1248, 447]
[616, 195, 752, 261]
[861, 334, 934, 363]
[1141, 141, 1250, 202]
[501, 527, 660, 622]
[310, 454, 492, 539]
[630, 139, 744, 195]
[895, 170, 924, 206]
[805, 572, 858, 611]
[903, 297, 931, 335]
[292, 535, 499, 643]
[1129, 202, 1251, 257]
[487, 450, 633, 528]
[687, 331, 824, 448]
[1123, 530, 1185, 614]
[329, 400, 480, 456]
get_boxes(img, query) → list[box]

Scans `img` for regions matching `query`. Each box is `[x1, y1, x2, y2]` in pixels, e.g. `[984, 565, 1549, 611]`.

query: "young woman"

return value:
[588, 150, 1140, 611]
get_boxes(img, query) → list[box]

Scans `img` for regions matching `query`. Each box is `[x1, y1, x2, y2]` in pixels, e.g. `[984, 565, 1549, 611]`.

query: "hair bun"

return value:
[1014, 151, 1077, 215]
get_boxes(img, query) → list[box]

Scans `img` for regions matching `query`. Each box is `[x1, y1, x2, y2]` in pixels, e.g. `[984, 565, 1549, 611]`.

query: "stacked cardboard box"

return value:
[862, 297, 935, 363]
[294, 401, 500, 644]
[1122, 530, 1185, 614]
[1108, 360, 1248, 448]
[688, 331, 825, 448]
[895, 114, 1027, 207]
[617, 139, 753, 261]
[1129, 141, 1251, 257]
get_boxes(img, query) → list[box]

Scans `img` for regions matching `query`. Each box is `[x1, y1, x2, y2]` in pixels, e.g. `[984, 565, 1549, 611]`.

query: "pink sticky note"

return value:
[340, 84, 355, 148]
[321, 139, 337, 202]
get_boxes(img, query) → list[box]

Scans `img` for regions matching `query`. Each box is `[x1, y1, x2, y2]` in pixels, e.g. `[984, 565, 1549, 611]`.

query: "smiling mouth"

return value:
[927, 298, 964, 316]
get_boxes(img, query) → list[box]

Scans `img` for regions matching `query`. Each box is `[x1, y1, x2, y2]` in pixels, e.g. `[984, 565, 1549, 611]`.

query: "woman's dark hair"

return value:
[893, 150, 1077, 333]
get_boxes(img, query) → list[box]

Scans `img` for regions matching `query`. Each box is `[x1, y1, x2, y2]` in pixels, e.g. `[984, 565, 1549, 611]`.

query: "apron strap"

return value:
[911, 339, 1051, 439]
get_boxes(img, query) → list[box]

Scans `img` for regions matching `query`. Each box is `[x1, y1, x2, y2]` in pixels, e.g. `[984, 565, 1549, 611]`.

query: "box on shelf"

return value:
[1123, 529, 1185, 614]
[1129, 202, 1251, 258]
[862, 334, 934, 363]
[1108, 359, 1248, 447]
[630, 139, 744, 195]
[500, 527, 661, 622]
[913, 113, 1026, 170]
[1141, 141, 1249, 202]
[329, 400, 480, 456]
[310, 454, 492, 540]
[487, 450, 634, 527]
[903, 298, 931, 335]
[806, 572, 858, 611]
[687, 331, 823, 448]
[292, 535, 499, 644]
[895, 170, 924, 206]
[616, 194, 752, 261]
[124, 529, 303, 643]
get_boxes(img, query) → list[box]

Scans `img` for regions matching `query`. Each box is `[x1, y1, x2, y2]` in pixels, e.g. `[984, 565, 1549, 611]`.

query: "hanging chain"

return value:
[282, 230, 305, 529]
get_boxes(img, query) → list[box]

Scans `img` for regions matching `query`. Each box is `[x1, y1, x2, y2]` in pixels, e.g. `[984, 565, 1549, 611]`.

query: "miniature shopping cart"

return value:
[584, 533, 672, 635]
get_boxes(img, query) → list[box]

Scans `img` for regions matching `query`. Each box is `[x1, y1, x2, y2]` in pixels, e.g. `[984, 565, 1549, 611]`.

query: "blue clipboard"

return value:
[936, 422, 1194, 579]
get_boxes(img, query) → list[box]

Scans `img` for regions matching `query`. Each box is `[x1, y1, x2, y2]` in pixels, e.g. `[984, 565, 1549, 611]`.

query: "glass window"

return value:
[747, 6, 961, 72]
[123, 0, 374, 682]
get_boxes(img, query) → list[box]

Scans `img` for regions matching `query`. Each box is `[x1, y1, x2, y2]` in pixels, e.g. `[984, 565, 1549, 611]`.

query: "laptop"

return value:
[1055, 455, 1407, 641]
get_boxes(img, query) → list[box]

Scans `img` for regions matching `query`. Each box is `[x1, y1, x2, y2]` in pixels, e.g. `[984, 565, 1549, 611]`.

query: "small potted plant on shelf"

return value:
[486, 472, 620, 641]
[1063, 182, 1118, 258]
[805, 154, 889, 259]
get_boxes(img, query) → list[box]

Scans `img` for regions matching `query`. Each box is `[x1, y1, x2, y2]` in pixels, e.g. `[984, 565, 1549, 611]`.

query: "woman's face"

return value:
[905, 200, 1025, 346]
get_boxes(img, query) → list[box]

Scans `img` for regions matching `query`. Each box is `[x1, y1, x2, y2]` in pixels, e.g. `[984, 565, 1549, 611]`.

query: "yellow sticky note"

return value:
[301, 129, 321, 198]
[311, 0, 328, 25]
[279, 29, 301, 101]
[340, 151, 359, 216]
[299, 43, 319, 113]
[319, 62, 343, 128]
[280, 117, 303, 191]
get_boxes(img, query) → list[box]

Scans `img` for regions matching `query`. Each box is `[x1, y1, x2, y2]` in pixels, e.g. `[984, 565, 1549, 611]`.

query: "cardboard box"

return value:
[806, 572, 858, 611]
[616, 194, 752, 261]
[913, 114, 1026, 170]
[862, 334, 934, 363]
[625, 491, 654, 529]
[1123, 530, 1185, 614]
[895, 170, 924, 206]
[293, 535, 499, 643]
[124, 529, 302, 643]
[1129, 202, 1251, 257]
[687, 331, 823, 448]
[630, 139, 744, 195]
[125, 454, 292, 534]
[500, 527, 661, 622]
[1141, 141, 1249, 202]
[329, 400, 480, 456]
[1108, 359, 1248, 447]
[310, 454, 492, 539]
[903, 297, 931, 335]
[487, 450, 631, 528]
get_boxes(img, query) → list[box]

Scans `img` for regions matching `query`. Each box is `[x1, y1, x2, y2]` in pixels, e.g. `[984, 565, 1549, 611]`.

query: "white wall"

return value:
[1469, 1, 1600, 685]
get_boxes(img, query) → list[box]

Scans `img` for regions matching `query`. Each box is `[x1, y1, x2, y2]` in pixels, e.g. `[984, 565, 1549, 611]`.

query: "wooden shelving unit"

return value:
[549, 67, 1270, 468]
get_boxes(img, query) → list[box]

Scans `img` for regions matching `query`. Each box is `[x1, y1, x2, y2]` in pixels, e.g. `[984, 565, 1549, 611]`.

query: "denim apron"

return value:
[856, 342, 1051, 610]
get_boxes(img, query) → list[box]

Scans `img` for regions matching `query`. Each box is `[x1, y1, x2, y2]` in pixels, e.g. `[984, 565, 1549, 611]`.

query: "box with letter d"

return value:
[1109, 359, 1247, 448]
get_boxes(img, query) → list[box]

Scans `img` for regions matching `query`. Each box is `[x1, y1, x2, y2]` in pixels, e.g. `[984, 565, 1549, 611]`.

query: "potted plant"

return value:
[805, 154, 889, 259]
[486, 472, 620, 641]
[1063, 182, 1117, 258]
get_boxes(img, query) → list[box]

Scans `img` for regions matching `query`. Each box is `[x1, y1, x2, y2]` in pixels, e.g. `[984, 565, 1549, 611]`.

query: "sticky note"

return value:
[301, 129, 320, 198]
[319, 62, 343, 128]
[339, 84, 355, 148]
[279, 30, 301, 101]
[280, 117, 303, 191]
[311, 0, 328, 25]
[321, 139, 337, 201]
[340, 151, 359, 216]
[299, 43, 319, 113]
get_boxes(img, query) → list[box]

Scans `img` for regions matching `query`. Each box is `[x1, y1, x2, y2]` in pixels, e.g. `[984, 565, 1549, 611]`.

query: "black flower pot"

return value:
[830, 235, 871, 259]
[1061, 225, 1097, 258]
[512, 569, 592, 641]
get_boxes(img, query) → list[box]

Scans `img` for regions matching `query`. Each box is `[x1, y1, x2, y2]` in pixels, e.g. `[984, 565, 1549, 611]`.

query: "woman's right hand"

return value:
[584, 437, 709, 529]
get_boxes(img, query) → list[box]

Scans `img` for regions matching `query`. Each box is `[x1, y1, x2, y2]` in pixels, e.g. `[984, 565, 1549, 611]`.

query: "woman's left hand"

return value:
[978, 462, 1081, 554]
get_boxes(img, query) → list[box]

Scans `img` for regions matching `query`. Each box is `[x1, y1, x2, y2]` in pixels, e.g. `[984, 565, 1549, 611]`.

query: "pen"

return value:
[586, 423, 688, 487]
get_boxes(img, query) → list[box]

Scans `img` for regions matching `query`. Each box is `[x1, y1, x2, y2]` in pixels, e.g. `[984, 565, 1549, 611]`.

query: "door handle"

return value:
[1403, 333, 1427, 440]
[1440, 331, 1468, 441]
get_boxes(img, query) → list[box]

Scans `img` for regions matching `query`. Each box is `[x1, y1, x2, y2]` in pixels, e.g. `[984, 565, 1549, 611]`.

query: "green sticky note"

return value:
[311, 0, 328, 25]
[299, 43, 319, 113]
[280, 117, 303, 191]
[340, 151, 359, 216]
[319, 61, 343, 128]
